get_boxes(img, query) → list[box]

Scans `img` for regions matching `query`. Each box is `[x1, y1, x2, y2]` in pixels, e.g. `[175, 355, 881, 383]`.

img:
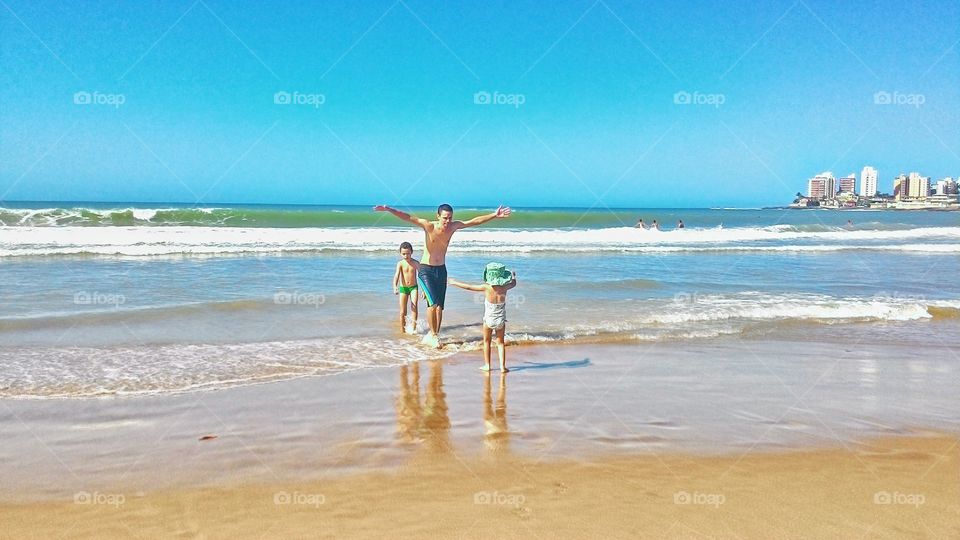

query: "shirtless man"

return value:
[373, 203, 512, 347]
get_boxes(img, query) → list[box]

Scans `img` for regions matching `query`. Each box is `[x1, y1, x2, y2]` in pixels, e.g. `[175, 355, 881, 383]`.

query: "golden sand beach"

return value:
[1, 341, 958, 539]
[3, 431, 957, 538]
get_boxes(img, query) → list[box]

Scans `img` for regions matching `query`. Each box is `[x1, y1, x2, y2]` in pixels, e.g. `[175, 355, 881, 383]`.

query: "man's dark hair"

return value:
[399, 242, 413, 251]
[437, 203, 453, 215]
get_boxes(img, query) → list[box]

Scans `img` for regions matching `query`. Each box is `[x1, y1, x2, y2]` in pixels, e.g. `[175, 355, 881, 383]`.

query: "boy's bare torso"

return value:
[421, 221, 459, 266]
[398, 259, 419, 287]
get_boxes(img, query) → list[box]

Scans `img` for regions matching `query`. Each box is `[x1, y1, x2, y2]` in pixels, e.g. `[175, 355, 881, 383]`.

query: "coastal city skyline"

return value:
[798, 166, 959, 209]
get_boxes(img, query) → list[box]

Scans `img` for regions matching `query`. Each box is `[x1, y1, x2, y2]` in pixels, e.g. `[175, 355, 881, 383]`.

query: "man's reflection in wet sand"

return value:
[483, 372, 509, 453]
[396, 363, 422, 443]
[396, 361, 451, 455]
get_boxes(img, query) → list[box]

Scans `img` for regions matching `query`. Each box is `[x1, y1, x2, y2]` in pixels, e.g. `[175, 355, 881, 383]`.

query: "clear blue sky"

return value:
[1, 0, 958, 207]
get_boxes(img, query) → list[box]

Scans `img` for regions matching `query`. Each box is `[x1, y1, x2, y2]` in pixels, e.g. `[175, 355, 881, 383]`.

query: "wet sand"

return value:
[1, 336, 959, 537]
[2, 434, 958, 538]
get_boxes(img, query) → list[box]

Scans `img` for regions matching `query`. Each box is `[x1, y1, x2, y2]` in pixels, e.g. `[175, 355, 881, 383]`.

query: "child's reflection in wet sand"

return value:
[483, 372, 509, 453]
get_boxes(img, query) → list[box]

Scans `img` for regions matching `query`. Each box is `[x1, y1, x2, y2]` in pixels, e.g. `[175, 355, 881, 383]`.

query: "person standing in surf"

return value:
[374, 203, 512, 348]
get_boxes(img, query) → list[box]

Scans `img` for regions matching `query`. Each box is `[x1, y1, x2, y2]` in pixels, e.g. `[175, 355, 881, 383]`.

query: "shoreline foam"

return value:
[3, 313, 958, 399]
[2, 338, 957, 504]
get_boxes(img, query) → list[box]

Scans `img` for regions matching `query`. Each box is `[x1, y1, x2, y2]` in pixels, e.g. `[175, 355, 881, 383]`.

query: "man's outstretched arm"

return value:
[373, 205, 429, 228]
[457, 205, 512, 229]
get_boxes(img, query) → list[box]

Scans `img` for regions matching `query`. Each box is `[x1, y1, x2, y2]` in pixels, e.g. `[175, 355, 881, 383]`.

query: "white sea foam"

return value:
[2, 225, 959, 257]
[3, 293, 955, 398]
[130, 208, 158, 220]
[639, 293, 943, 324]
[0, 337, 453, 399]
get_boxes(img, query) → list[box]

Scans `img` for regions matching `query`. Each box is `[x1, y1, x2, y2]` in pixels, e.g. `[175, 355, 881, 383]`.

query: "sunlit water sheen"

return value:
[0, 206, 957, 397]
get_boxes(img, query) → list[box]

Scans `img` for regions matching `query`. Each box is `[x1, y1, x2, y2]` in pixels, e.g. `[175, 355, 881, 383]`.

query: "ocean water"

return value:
[1, 203, 958, 398]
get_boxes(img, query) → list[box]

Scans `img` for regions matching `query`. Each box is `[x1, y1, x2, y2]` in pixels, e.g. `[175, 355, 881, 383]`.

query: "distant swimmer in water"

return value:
[634, 218, 647, 229]
[651, 219, 660, 230]
[846, 219, 854, 228]
[677, 219, 684, 229]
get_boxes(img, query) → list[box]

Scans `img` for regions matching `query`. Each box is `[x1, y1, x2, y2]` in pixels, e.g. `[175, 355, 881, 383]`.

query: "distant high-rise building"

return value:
[839, 173, 856, 194]
[808, 178, 827, 199]
[894, 174, 908, 200]
[907, 172, 930, 199]
[860, 166, 878, 197]
[936, 178, 957, 196]
[807, 171, 835, 199]
[936, 178, 949, 195]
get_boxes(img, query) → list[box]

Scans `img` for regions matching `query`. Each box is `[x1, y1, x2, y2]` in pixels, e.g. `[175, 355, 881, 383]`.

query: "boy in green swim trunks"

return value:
[393, 242, 420, 334]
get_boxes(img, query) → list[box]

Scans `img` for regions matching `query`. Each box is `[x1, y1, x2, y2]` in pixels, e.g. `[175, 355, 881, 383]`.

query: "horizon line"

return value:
[0, 199, 780, 211]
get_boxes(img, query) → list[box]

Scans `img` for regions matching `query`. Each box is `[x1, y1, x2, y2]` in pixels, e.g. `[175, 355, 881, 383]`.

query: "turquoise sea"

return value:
[1, 203, 958, 398]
